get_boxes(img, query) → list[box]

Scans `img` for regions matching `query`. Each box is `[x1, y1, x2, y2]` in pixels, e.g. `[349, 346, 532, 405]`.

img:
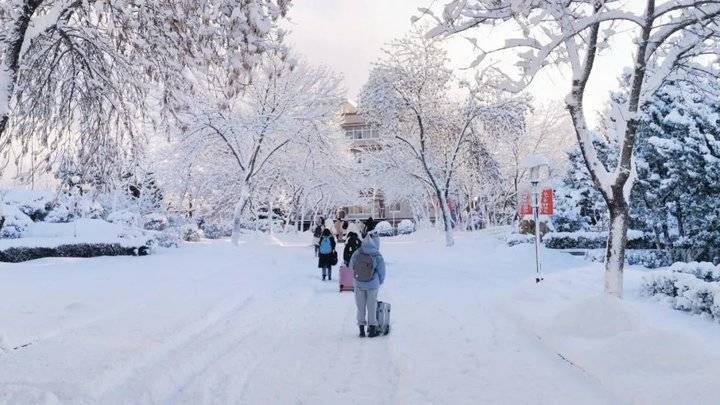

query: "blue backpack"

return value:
[319, 236, 333, 254]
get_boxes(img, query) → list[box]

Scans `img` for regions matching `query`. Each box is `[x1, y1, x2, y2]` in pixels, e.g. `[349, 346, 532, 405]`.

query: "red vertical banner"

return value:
[540, 188, 554, 215]
[519, 190, 532, 215]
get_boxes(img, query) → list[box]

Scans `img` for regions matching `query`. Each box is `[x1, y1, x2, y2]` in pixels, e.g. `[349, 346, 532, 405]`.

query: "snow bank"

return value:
[549, 297, 635, 338]
[0, 219, 147, 250]
[501, 263, 720, 403]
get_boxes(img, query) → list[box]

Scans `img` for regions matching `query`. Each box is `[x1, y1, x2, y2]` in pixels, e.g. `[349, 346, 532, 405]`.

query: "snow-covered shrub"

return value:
[397, 219, 415, 235]
[142, 213, 169, 231]
[147, 230, 182, 248]
[0, 205, 33, 238]
[544, 231, 606, 249]
[180, 224, 204, 242]
[642, 269, 720, 321]
[199, 221, 232, 239]
[1, 189, 53, 222]
[669, 261, 720, 282]
[544, 230, 652, 249]
[106, 210, 141, 228]
[628, 251, 673, 269]
[584, 249, 672, 269]
[506, 233, 534, 247]
[44, 197, 104, 223]
[374, 221, 394, 236]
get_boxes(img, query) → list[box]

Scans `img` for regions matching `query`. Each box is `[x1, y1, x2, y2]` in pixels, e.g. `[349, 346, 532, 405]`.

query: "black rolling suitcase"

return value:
[376, 301, 391, 335]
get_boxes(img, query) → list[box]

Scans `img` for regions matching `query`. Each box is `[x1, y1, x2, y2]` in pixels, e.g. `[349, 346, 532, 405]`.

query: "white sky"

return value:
[286, 0, 637, 127]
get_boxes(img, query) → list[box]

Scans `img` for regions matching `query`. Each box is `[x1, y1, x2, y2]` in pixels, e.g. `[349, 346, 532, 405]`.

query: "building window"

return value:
[345, 126, 379, 140]
[348, 205, 372, 216]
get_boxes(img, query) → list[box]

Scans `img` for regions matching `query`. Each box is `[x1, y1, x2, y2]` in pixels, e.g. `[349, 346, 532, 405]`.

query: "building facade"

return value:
[338, 102, 417, 225]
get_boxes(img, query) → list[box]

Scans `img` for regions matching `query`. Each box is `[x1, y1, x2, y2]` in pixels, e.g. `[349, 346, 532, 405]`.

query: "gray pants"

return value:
[354, 288, 378, 326]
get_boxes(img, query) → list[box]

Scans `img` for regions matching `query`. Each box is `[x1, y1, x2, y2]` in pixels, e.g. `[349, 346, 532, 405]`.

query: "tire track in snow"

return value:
[94, 246, 313, 403]
[89, 292, 258, 401]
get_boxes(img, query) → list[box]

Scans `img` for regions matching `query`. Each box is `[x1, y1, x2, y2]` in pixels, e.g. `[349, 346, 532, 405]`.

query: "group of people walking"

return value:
[312, 216, 387, 338]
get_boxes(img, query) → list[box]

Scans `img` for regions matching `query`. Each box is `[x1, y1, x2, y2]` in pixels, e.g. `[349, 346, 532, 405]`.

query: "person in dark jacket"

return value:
[343, 232, 362, 266]
[317, 228, 337, 281]
[362, 217, 375, 238]
[312, 224, 323, 257]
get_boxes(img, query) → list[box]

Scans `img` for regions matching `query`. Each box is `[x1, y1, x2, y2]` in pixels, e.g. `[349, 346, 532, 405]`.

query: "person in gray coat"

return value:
[349, 230, 386, 338]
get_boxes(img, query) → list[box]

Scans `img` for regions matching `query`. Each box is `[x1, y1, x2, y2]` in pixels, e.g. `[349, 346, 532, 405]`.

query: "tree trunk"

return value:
[605, 201, 628, 298]
[230, 186, 251, 245]
[0, 1, 45, 143]
[436, 190, 455, 247]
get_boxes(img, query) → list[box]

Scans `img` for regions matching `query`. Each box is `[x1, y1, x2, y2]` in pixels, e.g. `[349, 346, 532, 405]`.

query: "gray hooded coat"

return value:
[349, 234, 386, 290]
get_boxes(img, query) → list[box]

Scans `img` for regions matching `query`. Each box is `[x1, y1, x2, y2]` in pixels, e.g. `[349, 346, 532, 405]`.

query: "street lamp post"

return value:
[523, 155, 550, 284]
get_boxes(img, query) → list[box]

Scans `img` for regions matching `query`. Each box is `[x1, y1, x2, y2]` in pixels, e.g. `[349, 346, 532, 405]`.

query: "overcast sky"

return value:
[286, 0, 636, 126]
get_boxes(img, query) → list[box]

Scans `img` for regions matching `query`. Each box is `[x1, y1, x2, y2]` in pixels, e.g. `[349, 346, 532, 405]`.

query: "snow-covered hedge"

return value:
[667, 261, 720, 282]
[199, 222, 232, 239]
[544, 230, 652, 249]
[0, 243, 150, 263]
[375, 220, 394, 236]
[506, 233, 534, 247]
[397, 219, 415, 235]
[584, 249, 672, 269]
[642, 269, 720, 321]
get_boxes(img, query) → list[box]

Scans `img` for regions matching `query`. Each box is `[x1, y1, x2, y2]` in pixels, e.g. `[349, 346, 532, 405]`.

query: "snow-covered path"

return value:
[1, 230, 716, 404]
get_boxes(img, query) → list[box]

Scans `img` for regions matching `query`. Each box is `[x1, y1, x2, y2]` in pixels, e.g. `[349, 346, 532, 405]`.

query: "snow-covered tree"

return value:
[553, 141, 612, 232]
[164, 52, 343, 243]
[359, 29, 526, 246]
[632, 77, 720, 259]
[431, 0, 720, 297]
[0, 0, 291, 177]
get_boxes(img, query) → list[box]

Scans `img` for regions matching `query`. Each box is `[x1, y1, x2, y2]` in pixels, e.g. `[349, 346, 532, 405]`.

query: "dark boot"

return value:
[328, 269, 332, 281]
[367, 325, 380, 338]
[358, 325, 366, 338]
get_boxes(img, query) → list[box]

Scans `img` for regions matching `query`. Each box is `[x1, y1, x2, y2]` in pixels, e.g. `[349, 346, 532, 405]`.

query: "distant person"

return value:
[343, 231, 362, 266]
[349, 230, 386, 338]
[334, 219, 345, 242]
[317, 228, 337, 281]
[324, 217, 335, 236]
[312, 223, 323, 256]
[362, 216, 376, 237]
[355, 220, 365, 238]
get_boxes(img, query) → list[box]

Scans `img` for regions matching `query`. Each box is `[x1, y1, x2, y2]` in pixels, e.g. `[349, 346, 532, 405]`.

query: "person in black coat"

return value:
[312, 224, 323, 257]
[363, 217, 376, 238]
[317, 228, 337, 281]
[343, 232, 362, 266]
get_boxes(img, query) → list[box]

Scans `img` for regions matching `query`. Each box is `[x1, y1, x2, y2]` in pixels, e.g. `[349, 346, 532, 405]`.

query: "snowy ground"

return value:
[1, 229, 719, 404]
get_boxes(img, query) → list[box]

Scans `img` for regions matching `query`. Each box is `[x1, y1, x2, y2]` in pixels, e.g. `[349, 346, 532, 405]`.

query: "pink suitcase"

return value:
[339, 264, 354, 292]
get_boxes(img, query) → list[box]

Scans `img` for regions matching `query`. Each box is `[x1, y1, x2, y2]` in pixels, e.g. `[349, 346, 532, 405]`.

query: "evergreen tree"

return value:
[552, 138, 613, 232]
[633, 78, 720, 259]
